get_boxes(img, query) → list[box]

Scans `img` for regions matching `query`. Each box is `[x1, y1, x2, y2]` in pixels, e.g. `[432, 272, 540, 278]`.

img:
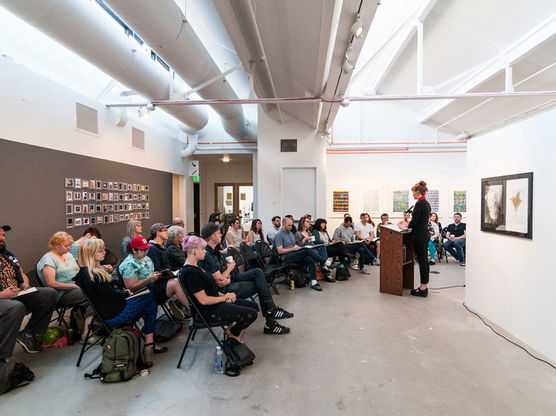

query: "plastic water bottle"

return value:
[215, 345, 224, 374]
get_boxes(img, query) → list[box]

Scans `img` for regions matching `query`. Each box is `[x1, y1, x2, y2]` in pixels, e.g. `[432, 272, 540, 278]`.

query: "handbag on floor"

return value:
[0, 362, 34, 394]
[223, 338, 255, 377]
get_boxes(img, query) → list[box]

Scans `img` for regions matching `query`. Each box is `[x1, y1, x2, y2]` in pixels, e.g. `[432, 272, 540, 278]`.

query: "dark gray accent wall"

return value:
[0, 138, 173, 272]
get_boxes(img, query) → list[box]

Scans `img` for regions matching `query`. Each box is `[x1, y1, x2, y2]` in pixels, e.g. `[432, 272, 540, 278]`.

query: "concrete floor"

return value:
[3, 262, 556, 415]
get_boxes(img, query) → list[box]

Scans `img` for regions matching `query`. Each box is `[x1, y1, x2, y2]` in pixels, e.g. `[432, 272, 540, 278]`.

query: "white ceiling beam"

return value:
[418, 11, 556, 124]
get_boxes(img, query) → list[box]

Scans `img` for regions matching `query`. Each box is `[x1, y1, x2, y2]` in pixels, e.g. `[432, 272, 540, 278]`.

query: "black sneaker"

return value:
[264, 321, 291, 335]
[17, 332, 42, 353]
[410, 287, 428, 297]
[268, 307, 294, 320]
[311, 283, 323, 291]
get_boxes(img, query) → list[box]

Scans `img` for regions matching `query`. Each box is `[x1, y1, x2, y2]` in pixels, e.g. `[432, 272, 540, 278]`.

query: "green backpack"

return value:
[96, 329, 140, 383]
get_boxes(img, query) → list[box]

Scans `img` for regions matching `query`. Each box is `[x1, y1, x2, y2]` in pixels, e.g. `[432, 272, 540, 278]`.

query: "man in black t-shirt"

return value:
[443, 213, 467, 266]
[199, 223, 294, 335]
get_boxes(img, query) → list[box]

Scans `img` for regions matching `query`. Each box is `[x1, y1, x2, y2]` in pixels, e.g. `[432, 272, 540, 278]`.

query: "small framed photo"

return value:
[66, 218, 74, 229]
[114, 204, 119, 212]
[74, 204, 82, 214]
[132, 184, 137, 191]
[145, 195, 149, 201]
[96, 204, 101, 213]
[141, 203, 146, 210]
[118, 183, 124, 190]
[89, 180, 96, 189]
[83, 217, 90, 225]
[89, 204, 95, 212]
[97, 216, 104, 224]
[102, 204, 108, 213]
[119, 204, 124, 211]
[82, 180, 89, 188]
[108, 182, 114, 190]
[124, 213, 130, 220]
[131, 203, 136, 210]
[74, 217, 82, 227]
[145, 203, 149, 210]
[65, 178, 74, 187]
[119, 193, 125, 201]
[90, 217, 97, 224]
[66, 191, 73, 202]
[96, 192, 101, 200]
[102, 193, 108, 201]
[109, 193, 114, 201]
[140, 185, 145, 191]
[74, 192, 81, 201]
[66, 204, 73, 215]
[145, 185, 149, 192]
[145, 212, 150, 219]
[82, 191, 88, 201]
[127, 184, 133, 191]
[88, 192, 95, 200]
[101, 182, 106, 189]
[82, 204, 89, 214]
[108, 204, 114, 211]
[96, 181, 101, 189]
[104, 215, 109, 223]
[109, 215, 114, 223]
[75, 178, 82, 189]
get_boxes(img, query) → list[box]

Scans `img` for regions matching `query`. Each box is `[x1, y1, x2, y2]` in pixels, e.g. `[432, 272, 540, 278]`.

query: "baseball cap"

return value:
[1, 225, 11, 232]
[200, 222, 223, 239]
[129, 236, 152, 250]
[150, 223, 169, 236]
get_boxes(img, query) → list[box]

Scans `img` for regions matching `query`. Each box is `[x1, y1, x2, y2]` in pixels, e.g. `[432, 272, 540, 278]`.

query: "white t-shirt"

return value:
[354, 222, 374, 239]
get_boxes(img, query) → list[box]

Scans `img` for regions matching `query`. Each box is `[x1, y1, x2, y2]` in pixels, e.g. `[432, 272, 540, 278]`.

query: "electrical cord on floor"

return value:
[462, 302, 556, 371]
[428, 284, 465, 290]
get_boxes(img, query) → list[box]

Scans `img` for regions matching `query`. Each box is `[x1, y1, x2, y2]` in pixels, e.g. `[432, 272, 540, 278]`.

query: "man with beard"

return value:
[0, 225, 56, 358]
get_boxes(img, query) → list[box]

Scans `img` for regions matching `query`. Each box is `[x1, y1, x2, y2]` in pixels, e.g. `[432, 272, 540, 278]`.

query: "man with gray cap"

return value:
[200, 223, 293, 335]
[147, 223, 171, 271]
[0, 225, 56, 357]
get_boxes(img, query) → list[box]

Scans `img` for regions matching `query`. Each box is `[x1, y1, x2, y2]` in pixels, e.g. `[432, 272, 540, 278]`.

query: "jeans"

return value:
[105, 292, 158, 334]
[443, 239, 466, 262]
[283, 249, 321, 281]
[0, 287, 56, 359]
[428, 240, 438, 260]
[346, 242, 375, 269]
[224, 269, 275, 319]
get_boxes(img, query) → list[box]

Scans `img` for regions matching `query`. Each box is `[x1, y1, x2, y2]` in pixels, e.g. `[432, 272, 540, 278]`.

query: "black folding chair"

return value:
[177, 277, 233, 369]
[27, 269, 72, 330]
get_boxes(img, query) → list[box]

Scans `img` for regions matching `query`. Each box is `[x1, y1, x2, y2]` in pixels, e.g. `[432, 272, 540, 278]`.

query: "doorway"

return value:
[214, 183, 254, 229]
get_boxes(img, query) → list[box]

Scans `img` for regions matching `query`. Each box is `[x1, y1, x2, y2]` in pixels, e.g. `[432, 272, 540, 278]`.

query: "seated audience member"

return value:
[70, 227, 117, 271]
[332, 217, 375, 273]
[296, 215, 331, 274]
[119, 236, 189, 317]
[0, 225, 56, 356]
[165, 225, 186, 271]
[443, 213, 466, 266]
[179, 235, 258, 343]
[37, 231, 93, 336]
[312, 218, 349, 281]
[200, 223, 292, 334]
[266, 216, 281, 244]
[375, 213, 392, 260]
[147, 223, 171, 271]
[354, 213, 379, 265]
[74, 239, 164, 367]
[397, 212, 411, 229]
[428, 213, 442, 265]
[120, 220, 142, 258]
[275, 217, 323, 291]
[172, 217, 185, 227]
[284, 215, 297, 233]
[208, 212, 223, 224]
[225, 217, 245, 248]
[246, 219, 266, 245]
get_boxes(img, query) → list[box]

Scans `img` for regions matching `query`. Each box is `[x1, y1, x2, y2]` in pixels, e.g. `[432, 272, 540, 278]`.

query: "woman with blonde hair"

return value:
[120, 220, 142, 258]
[37, 231, 93, 335]
[74, 239, 165, 367]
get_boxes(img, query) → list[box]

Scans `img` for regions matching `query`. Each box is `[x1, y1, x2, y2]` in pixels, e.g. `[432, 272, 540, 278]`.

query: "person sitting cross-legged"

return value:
[333, 217, 375, 274]
[275, 217, 324, 291]
[443, 213, 466, 266]
[200, 223, 293, 334]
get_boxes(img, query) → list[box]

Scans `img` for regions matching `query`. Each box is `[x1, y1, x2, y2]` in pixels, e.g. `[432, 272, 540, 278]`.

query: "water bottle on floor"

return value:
[215, 345, 224, 374]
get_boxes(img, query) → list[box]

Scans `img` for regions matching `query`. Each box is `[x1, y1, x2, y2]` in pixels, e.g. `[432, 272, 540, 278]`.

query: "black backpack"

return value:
[289, 268, 308, 288]
[0, 362, 34, 394]
[223, 338, 255, 377]
[154, 316, 183, 343]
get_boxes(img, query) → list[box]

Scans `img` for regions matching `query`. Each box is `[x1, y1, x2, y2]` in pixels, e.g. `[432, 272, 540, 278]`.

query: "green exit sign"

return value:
[193, 175, 200, 183]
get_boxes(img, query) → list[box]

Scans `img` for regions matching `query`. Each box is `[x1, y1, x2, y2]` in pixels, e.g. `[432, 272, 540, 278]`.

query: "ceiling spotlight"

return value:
[339, 95, 350, 107]
[146, 103, 156, 112]
[222, 154, 231, 163]
[350, 15, 364, 38]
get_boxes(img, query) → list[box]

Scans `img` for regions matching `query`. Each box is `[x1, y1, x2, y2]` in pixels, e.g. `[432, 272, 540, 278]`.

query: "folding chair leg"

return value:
[191, 328, 197, 341]
[76, 326, 92, 367]
[177, 329, 195, 368]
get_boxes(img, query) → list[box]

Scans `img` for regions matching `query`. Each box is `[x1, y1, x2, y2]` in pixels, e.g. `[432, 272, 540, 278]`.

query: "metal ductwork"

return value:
[0, 0, 208, 133]
[104, 0, 256, 141]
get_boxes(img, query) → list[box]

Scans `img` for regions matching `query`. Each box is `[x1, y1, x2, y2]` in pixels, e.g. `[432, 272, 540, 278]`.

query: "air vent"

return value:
[280, 139, 297, 152]
[132, 127, 145, 150]
[75, 103, 98, 134]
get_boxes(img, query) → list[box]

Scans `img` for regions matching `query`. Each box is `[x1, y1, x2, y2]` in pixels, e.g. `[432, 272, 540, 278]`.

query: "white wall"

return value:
[0, 55, 187, 175]
[466, 108, 556, 362]
[257, 110, 326, 231]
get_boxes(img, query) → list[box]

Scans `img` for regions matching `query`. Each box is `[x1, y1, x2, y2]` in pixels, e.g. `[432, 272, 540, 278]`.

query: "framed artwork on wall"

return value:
[481, 172, 533, 239]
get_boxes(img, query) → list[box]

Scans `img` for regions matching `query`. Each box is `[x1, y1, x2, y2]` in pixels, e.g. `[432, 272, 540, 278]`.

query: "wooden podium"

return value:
[379, 225, 414, 296]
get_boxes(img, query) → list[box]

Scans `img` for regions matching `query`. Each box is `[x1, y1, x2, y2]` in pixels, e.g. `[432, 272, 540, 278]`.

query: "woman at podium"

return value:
[399, 181, 432, 297]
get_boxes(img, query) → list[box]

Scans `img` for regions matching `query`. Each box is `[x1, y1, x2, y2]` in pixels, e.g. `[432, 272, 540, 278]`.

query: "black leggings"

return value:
[326, 242, 349, 262]
[413, 236, 430, 285]
[201, 299, 259, 337]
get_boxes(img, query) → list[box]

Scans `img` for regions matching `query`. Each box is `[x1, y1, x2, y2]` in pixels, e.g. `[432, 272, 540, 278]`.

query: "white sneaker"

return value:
[325, 259, 332, 267]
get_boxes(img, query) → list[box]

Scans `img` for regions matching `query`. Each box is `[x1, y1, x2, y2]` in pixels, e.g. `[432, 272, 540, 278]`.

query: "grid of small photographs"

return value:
[65, 178, 150, 229]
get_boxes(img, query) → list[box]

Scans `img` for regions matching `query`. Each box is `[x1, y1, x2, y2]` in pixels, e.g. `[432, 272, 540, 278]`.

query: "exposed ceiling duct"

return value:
[0, 0, 208, 134]
[104, 0, 256, 141]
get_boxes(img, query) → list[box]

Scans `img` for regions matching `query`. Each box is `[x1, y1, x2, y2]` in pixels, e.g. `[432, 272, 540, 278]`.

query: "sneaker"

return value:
[429, 260, 435, 265]
[459, 261, 466, 266]
[374, 258, 380, 266]
[268, 307, 294, 320]
[264, 321, 291, 335]
[168, 300, 186, 321]
[311, 283, 323, 291]
[17, 332, 42, 353]
[325, 259, 332, 267]
[358, 267, 370, 274]
[410, 287, 428, 297]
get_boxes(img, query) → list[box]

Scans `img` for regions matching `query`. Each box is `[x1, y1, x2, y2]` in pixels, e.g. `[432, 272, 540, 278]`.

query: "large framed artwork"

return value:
[481, 172, 533, 239]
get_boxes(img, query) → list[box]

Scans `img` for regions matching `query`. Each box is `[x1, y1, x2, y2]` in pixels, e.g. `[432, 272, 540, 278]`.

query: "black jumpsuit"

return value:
[408, 198, 432, 285]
